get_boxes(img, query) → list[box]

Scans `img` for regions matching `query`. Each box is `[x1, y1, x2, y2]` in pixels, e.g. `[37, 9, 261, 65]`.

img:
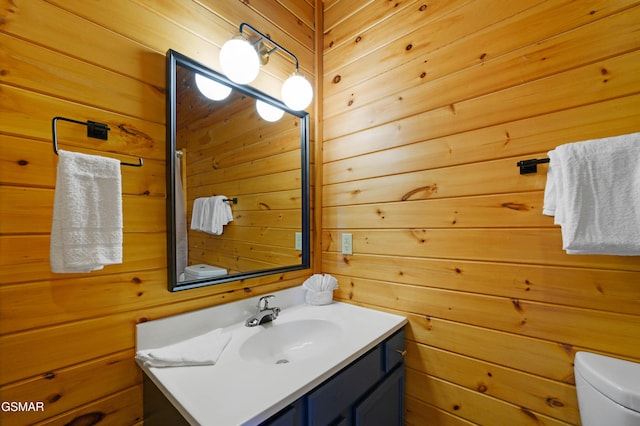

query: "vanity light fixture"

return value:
[195, 73, 232, 101]
[219, 23, 313, 111]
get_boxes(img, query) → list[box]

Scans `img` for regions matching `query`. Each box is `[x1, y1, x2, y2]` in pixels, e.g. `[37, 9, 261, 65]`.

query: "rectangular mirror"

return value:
[166, 50, 310, 291]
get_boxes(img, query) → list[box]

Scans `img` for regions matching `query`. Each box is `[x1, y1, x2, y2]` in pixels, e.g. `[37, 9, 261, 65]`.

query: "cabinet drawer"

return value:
[384, 328, 405, 372]
[307, 346, 383, 425]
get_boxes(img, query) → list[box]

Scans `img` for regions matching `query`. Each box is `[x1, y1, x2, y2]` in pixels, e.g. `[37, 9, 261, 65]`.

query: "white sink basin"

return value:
[238, 319, 341, 364]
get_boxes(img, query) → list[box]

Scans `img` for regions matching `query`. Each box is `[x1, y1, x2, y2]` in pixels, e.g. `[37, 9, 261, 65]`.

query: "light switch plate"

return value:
[342, 233, 353, 255]
[295, 232, 302, 250]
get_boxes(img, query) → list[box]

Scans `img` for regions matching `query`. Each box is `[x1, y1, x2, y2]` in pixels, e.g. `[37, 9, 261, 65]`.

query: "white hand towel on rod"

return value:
[204, 196, 234, 235]
[543, 132, 640, 255]
[50, 150, 123, 273]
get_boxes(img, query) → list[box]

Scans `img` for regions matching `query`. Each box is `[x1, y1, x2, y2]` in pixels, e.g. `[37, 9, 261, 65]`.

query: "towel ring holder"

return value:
[52, 116, 143, 167]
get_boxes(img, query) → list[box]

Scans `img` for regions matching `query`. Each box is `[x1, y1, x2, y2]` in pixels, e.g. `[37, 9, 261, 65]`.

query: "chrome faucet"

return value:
[245, 295, 280, 327]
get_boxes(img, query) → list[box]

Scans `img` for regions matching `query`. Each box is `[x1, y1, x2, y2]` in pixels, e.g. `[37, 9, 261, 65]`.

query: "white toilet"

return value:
[184, 264, 227, 281]
[575, 351, 640, 425]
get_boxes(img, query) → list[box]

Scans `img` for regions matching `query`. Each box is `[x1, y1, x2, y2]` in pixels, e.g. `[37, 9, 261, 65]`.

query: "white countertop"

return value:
[136, 287, 406, 425]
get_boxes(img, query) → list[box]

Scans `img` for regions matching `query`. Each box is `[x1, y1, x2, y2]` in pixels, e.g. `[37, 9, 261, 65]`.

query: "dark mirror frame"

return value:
[166, 49, 310, 292]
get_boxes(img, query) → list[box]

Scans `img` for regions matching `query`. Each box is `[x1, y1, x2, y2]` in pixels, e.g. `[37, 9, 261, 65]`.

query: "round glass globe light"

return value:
[256, 100, 285, 122]
[281, 73, 313, 111]
[219, 36, 260, 85]
[195, 74, 232, 101]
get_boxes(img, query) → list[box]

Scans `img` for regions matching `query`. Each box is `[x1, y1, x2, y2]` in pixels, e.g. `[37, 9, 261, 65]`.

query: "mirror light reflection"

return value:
[195, 74, 232, 101]
[167, 50, 310, 292]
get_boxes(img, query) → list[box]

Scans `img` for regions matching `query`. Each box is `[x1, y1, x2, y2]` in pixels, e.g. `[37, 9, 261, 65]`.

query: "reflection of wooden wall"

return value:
[322, 1, 640, 425]
[0, 1, 317, 425]
[178, 75, 304, 273]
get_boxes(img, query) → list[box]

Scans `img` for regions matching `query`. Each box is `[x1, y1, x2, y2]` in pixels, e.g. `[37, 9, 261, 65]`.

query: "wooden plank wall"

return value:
[0, 0, 316, 424]
[322, 1, 640, 425]
[176, 70, 305, 274]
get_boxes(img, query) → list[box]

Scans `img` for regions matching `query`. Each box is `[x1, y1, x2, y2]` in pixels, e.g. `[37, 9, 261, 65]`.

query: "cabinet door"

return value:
[262, 398, 305, 426]
[354, 366, 405, 426]
[307, 346, 383, 425]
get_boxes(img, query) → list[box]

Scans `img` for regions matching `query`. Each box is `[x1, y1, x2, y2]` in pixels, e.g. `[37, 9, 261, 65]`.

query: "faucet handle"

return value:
[258, 295, 275, 309]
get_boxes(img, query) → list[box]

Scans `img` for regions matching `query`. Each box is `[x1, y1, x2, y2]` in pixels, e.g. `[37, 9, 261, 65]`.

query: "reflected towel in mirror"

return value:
[190, 195, 234, 235]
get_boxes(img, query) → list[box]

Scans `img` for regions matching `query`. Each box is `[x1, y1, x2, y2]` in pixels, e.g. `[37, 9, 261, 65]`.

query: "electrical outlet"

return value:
[342, 233, 353, 255]
[295, 232, 302, 250]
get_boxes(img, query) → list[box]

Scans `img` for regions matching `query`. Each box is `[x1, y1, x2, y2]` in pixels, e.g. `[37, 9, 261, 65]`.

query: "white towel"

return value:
[190, 197, 208, 231]
[209, 195, 233, 235]
[136, 329, 231, 368]
[50, 150, 123, 273]
[191, 196, 233, 235]
[543, 132, 640, 255]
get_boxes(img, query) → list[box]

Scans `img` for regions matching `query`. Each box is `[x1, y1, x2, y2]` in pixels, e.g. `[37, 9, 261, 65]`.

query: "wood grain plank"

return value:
[322, 93, 640, 164]
[324, 0, 638, 104]
[0, 350, 140, 425]
[0, 233, 166, 285]
[0, 186, 164, 234]
[324, 0, 474, 75]
[324, 253, 640, 315]
[405, 395, 475, 426]
[324, 49, 640, 141]
[323, 0, 374, 32]
[402, 312, 577, 384]
[0, 85, 165, 161]
[405, 342, 580, 424]
[324, 0, 539, 93]
[0, 34, 164, 123]
[323, 0, 416, 48]
[0, 276, 305, 384]
[0, 269, 310, 334]
[0, 0, 166, 87]
[336, 276, 640, 357]
[0, 137, 166, 196]
[323, 156, 549, 206]
[278, 0, 315, 30]
[406, 369, 569, 426]
[32, 385, 142, 426]
[323, 228, 640, 270]
[323, 192, 551, 228]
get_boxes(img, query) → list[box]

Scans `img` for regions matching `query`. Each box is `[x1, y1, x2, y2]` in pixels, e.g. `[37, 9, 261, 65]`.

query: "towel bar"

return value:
[517, 158, 549, 174]
[52, 116, 143, 167]
[223, 197, 238, 204]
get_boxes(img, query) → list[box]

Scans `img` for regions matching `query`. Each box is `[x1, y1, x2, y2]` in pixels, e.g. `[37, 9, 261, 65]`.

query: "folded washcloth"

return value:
[50, 150, 123, 273]
[543, 132, 640, 255]
[303, 274, 338, 305]
[136, 328, 231, 368]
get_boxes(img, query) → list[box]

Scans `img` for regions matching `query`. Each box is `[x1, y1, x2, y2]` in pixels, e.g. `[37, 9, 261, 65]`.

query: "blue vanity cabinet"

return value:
[263, 327, 406, 426]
